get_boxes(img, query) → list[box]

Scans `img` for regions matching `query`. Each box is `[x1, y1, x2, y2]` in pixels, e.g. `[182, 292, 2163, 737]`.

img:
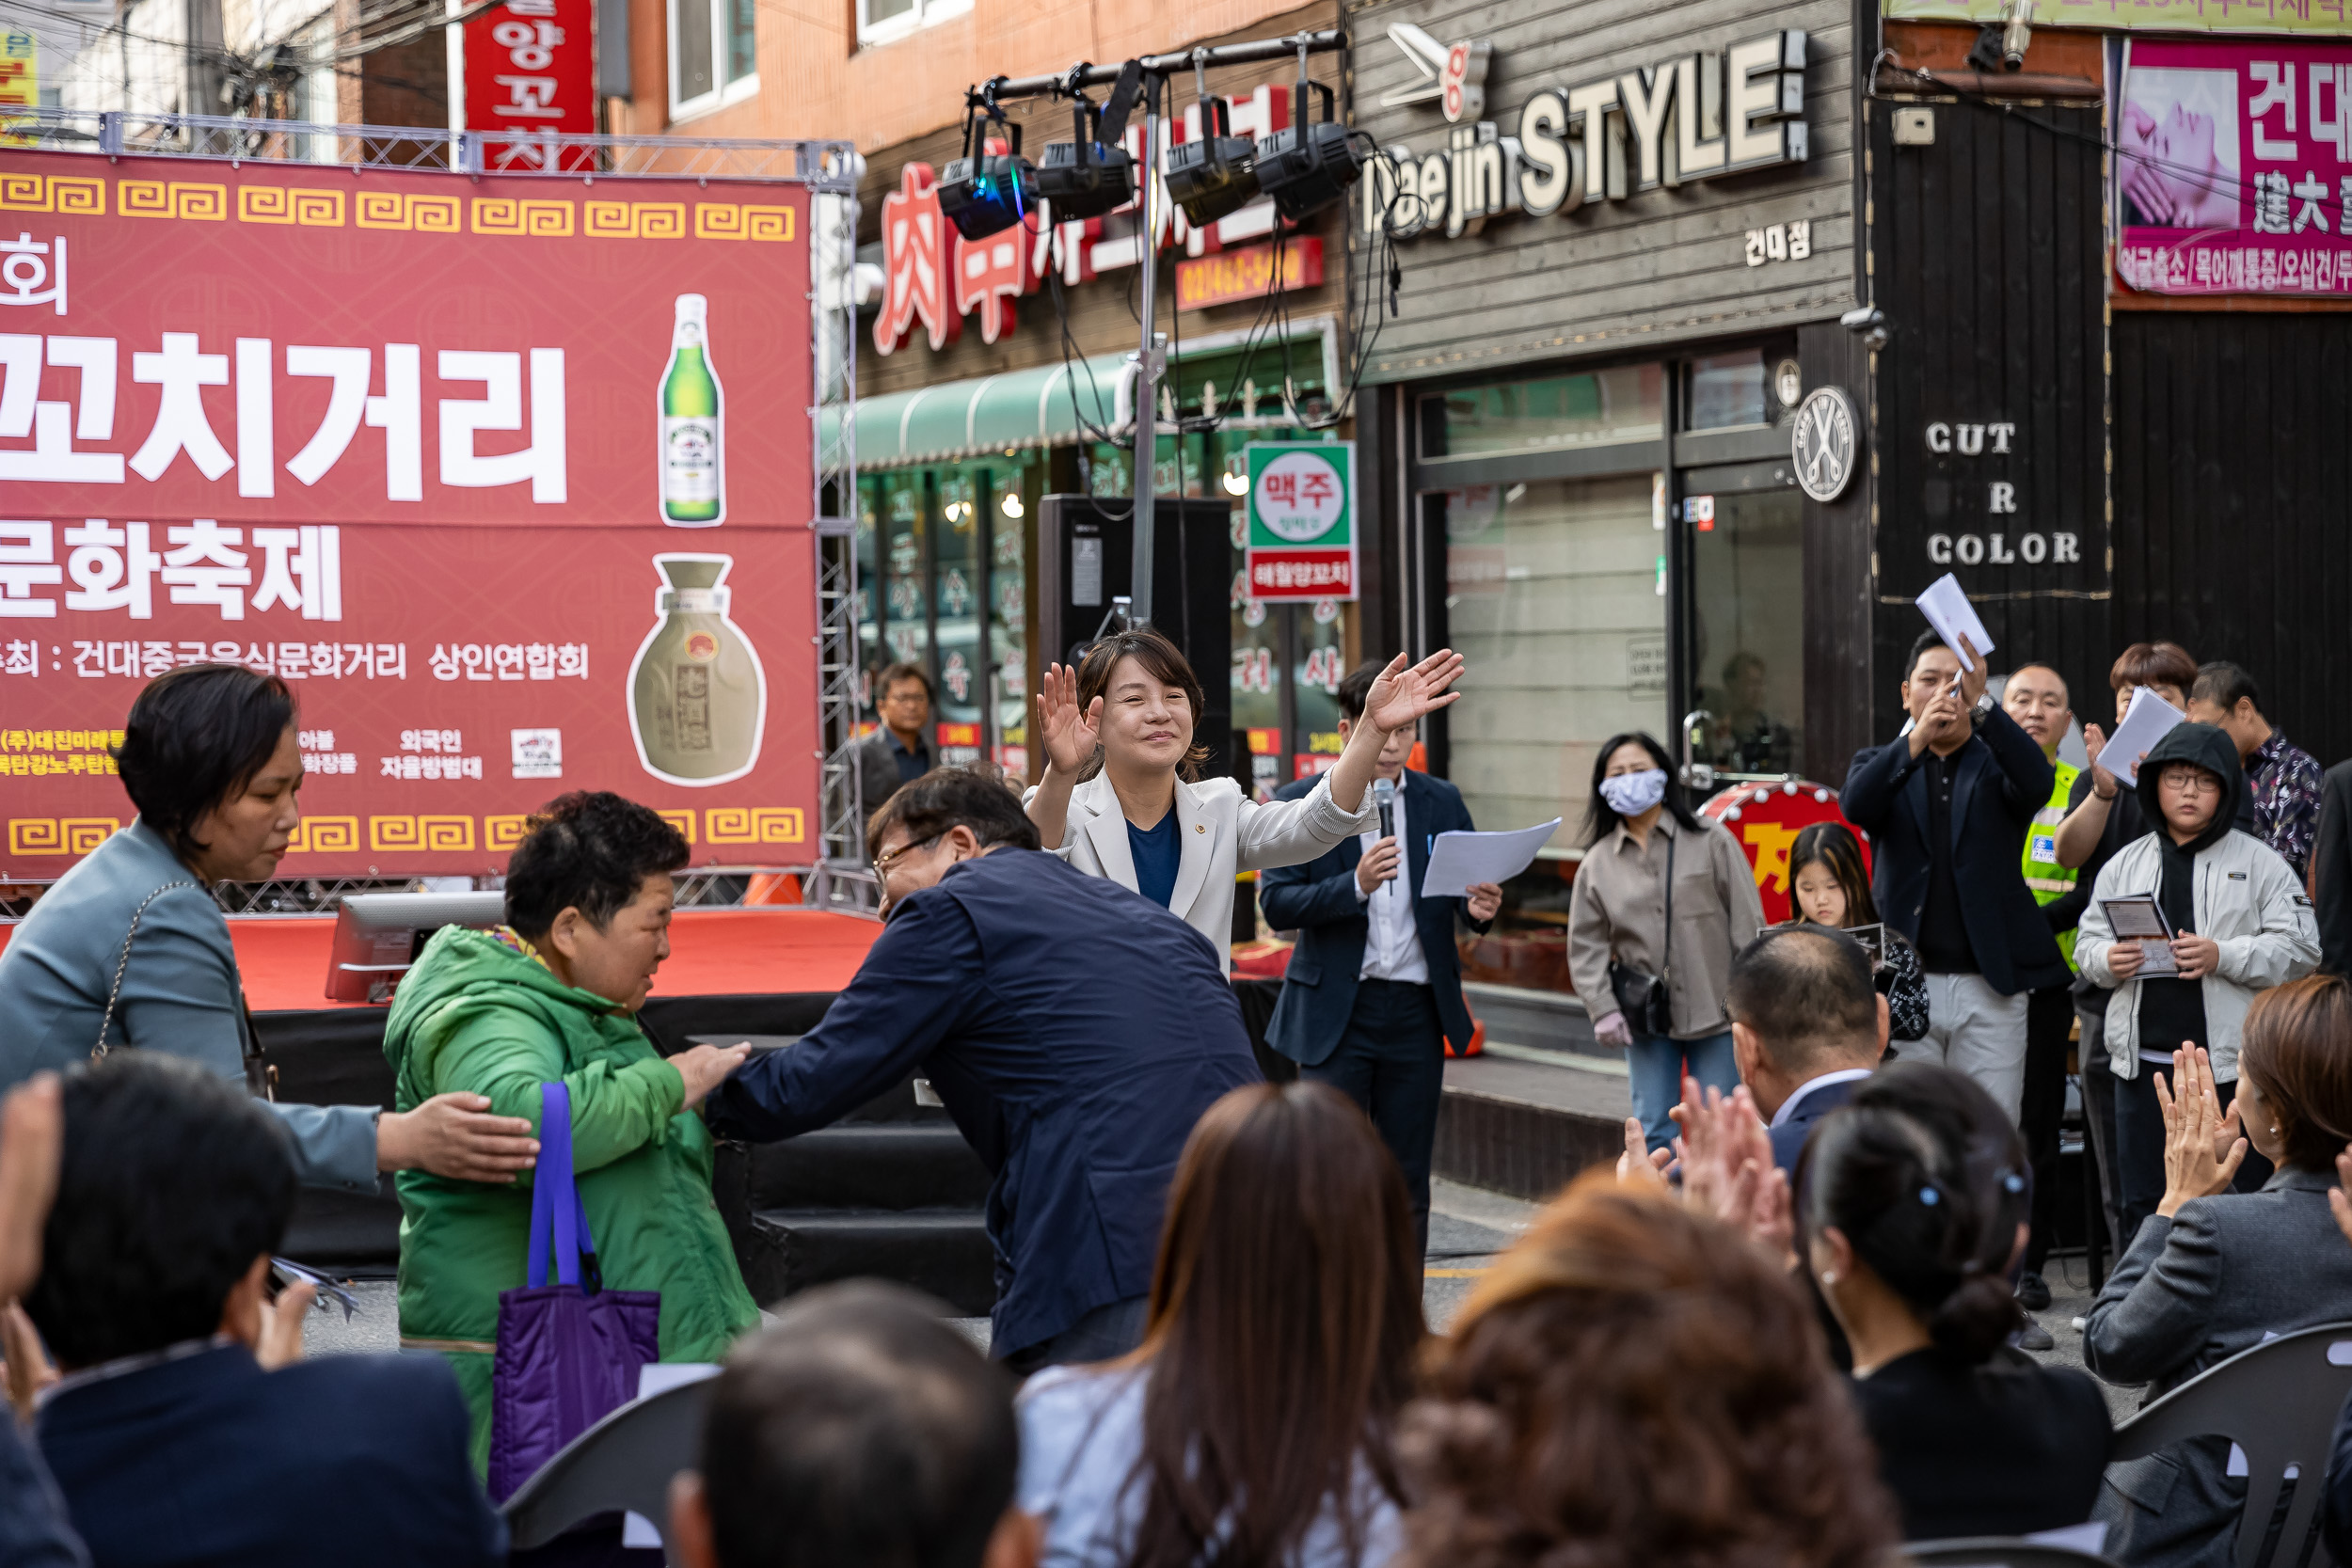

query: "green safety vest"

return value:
[2023, 758, 2082, 969]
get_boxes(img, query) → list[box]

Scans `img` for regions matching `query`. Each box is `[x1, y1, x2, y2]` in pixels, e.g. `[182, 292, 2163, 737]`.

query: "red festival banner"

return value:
[0, 150, 818, 878]
[463, 0, 598, 173]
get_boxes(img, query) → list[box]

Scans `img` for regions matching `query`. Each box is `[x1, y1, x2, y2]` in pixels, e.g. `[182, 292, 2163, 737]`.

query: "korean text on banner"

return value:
[1244, 441, 1359, 604]
[0, 149, 818, 879]
[2114, 40, 2352, 298]
[1887, 0, 2352, 33]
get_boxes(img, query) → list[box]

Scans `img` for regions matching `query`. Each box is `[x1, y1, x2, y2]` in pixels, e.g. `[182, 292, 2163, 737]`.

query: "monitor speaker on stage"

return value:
[1035, 495, 1235, 787]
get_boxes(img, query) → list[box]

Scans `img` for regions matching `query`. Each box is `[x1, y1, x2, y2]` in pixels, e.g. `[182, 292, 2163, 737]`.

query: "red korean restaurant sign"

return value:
[1174, 237, 1324, 311]
[0, 150, 818, 878]
[463, 0, 597, 173]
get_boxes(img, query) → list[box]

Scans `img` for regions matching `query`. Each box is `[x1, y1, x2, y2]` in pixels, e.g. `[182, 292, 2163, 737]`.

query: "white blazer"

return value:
[1025, 771, 1376, 974]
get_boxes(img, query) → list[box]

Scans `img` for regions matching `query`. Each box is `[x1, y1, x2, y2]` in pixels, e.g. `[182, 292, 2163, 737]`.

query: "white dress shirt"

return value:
[1355, 782, 1430, 985]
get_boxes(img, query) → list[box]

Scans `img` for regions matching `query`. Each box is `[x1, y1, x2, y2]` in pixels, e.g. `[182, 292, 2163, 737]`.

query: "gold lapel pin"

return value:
[1194, 824, 1205, 832]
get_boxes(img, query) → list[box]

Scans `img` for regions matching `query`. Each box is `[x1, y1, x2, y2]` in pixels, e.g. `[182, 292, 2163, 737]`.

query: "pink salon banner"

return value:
[2115, 39, 2352, 296]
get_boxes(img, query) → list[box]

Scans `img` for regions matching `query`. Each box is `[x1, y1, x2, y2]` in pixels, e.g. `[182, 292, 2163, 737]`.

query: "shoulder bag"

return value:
[93, 879, 275, 1099]
[1607, 829, 1676, 1037]
[487, 1080, 662, 1502]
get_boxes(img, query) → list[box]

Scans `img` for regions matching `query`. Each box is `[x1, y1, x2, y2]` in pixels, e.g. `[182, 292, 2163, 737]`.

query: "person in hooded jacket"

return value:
[383, 791, 760, 1475]
[2074, 723, 2320, 1243]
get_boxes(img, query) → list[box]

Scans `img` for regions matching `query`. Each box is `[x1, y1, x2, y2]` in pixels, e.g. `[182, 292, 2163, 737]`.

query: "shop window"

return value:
[669, 0, 756, 119]
[933, 469, 983, 765]
[877, 473, 930, 672]
[1688, 484, 1804, 777]
[1444, 475, 1667, 997]
[855, 479, 882, 724]
[1294, 601, 1347, 780]
[1419, 366, 1663, 463]
[856, 0, 970, 49]
[988, 471, 1028, 775]
[1683, 352, 1770, 431]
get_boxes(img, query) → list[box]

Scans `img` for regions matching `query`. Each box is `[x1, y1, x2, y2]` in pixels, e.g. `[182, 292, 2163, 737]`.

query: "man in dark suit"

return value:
[707, 768, 1258, 1374]
[2314, 760, 2352, 975]
[1259, 661, 1502, 1255]
[857, 661, 936, 828]
[29, 1054, 504, 1568]
[1844, 629, 2070, 1123]
[1723, 927, 1889, 1173]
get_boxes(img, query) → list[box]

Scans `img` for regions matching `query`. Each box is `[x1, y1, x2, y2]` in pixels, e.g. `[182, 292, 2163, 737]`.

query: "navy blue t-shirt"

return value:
[1127, 810, 1182, 910]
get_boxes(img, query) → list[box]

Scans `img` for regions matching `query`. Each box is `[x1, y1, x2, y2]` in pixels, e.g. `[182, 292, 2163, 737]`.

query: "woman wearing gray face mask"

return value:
[1565, 732, 1768, 1152]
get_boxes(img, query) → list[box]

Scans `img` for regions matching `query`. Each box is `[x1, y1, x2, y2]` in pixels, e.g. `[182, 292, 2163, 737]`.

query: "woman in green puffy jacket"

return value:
[383, 791, 760, 1473]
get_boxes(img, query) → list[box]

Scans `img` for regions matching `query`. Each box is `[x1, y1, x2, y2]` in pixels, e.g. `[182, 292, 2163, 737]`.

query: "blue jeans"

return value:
[1627, 1029, 1740, 1153]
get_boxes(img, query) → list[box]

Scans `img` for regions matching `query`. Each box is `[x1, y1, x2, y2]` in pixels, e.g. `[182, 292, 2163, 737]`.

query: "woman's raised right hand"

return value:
[675, 1041, 753, 1110]
[1032, 663, 1101, 775]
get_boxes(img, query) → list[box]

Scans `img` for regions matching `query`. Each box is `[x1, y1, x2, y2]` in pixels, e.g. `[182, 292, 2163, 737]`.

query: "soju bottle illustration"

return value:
[628, 554, 766, 785]
[660, 293, 724, 526]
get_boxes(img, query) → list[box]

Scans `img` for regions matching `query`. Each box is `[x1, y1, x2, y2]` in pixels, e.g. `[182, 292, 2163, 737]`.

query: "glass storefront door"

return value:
[1682, 463, 1804, 783]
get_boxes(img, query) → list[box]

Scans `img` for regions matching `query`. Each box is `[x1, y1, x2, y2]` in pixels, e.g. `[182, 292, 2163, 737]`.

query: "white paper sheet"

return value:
[1914, 572, 1997, 673]
[2026, 1522, 2109, 1554]
[2100, 684, 2186, 787]
[1422, 819, 1562, 897]
[621, 1364, 723, 1546]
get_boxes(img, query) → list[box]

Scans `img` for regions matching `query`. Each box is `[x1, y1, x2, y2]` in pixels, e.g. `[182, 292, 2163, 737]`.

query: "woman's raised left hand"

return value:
[2155, 1044, 2245, 1218]
[1362, 649, 1466, 735]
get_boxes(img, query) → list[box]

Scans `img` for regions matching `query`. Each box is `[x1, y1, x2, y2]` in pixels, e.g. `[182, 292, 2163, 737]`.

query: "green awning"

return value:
[828, 354, 1134, 470]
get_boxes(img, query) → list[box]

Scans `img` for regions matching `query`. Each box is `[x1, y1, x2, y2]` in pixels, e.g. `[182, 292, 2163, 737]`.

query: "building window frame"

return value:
[667, 0, 757, 122]
[855, 0, 970, 52]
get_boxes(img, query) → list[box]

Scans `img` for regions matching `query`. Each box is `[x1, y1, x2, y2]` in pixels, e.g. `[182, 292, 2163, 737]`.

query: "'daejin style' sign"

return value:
[0, 150, 818, 878]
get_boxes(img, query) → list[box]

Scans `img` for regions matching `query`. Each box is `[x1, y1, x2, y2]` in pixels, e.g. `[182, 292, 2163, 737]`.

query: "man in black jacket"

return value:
[31, 1055, 504, 1568]
[2314, 761, 2352, 976]
[1259, 661, 1501, 1255]
[1843, 630, 2069, 1123]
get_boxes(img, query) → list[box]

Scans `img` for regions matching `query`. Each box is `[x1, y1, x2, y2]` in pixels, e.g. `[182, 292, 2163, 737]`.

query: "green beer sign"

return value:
[1244, 439, 1358, 602]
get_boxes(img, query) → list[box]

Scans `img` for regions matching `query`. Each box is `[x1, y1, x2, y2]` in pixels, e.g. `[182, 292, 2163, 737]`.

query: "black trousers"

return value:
[2021, 985, 2076, 1273]
[1303, 978, 1446, 1258]
[2112, 1066, 2274, 1243]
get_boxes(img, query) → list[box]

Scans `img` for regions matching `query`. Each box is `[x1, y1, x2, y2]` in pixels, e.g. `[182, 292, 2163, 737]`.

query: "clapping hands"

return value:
[2154, 1045, 2246, 1219]
[1614, 1074, 1794, 1267]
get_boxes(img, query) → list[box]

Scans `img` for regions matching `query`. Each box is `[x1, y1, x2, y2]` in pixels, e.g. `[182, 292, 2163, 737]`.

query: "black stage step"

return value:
[708, 1053, 998, 1315]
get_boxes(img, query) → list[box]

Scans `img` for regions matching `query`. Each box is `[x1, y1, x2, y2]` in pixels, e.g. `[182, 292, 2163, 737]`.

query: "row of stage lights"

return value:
[934, 54, 1370, 243]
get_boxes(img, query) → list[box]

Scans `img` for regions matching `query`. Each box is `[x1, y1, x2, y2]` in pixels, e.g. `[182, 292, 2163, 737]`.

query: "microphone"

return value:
[1374, 777, 1395, 842]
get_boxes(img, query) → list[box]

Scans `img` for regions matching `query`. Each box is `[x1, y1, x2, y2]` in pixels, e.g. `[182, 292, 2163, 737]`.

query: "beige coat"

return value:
[1565, 813, 1767, 1039]
[1025, 771, 1375, 974]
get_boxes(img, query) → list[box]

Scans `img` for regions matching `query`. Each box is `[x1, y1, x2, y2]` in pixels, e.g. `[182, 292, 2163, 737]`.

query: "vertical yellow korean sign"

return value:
[0, 32, 36, 147]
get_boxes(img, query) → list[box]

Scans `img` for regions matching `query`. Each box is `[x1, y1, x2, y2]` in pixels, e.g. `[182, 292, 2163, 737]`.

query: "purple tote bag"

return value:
[486, 1081, 662, 1502]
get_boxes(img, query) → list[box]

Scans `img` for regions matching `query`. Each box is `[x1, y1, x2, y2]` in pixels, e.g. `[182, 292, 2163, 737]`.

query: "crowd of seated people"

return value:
[8, 731, 2352, 1568]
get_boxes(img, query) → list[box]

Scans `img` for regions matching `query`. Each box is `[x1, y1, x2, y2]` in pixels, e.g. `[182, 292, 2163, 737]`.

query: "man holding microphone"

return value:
[1260, 660, 1502, 1257]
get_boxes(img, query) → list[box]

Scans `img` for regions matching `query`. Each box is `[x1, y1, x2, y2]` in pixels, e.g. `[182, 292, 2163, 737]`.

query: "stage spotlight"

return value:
[1167, 93, 1261, 227]
[940, 102, 1038, 241]
[1168, 50, 1262, 227]
[1037, 60, 1142, 221]
[1253, 80, 1364, 222]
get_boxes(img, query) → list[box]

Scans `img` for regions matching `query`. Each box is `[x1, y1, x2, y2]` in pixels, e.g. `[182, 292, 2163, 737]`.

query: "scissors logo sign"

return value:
[1790, 386, 1860, 503]
[1384, 23, 1491, 125]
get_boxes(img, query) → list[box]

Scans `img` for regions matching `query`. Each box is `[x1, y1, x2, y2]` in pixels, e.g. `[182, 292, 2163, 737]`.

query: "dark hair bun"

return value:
[1928, 1270, 2024, 1361]
[1803, 1064, 2032, 1364]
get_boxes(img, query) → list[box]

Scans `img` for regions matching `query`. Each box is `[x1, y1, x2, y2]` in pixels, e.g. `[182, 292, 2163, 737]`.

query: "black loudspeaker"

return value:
[1035, 494, 1235, 788]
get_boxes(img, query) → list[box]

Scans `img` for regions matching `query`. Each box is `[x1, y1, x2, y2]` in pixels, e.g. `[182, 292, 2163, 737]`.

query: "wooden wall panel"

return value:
[1866, 92, 2109, 749]
[2111, 314, 2352, 767]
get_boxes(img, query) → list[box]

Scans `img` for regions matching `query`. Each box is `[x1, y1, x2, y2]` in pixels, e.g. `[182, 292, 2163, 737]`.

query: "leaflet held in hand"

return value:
[1424, 819, 1563, 897]
[1914, 573, 1997, 673]
[2098, 686, 2186, 788]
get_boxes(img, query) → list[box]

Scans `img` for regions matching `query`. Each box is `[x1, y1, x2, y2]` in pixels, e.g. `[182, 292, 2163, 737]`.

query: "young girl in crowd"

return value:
[1802, 1062, 2111, 1540]
[1018, 1082, 1422, 1568]
[1788, 822, 1930, 1043]
[1024, 629, 1464, 972]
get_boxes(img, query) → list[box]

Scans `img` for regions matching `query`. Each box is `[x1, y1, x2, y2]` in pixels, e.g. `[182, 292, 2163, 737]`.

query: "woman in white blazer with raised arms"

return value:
[1025, 628, 1467, 974]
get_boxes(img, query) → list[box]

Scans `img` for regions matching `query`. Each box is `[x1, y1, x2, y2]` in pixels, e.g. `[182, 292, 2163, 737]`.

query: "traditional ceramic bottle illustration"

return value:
[660, 293, 724, 526]
[628, 554, 765, 785]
